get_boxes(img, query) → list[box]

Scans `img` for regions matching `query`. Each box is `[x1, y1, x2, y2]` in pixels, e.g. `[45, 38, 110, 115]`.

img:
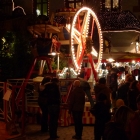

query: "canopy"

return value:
[28, 24, 60, 36]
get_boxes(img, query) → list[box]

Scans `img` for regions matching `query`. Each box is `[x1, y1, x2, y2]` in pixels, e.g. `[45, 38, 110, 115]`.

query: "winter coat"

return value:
[127, 111, 140, 140]
[106, 70, 118, 92]
[68, 87, 85, 112]
[104, 122, 128, 140]
[43, 82, 61, 105]
[127, 89, 140, 111]
[38, 83, 49, 106]
[94, 83, 111, 109]
[92, 101, 111, 125]
[117, 82, 131, 106]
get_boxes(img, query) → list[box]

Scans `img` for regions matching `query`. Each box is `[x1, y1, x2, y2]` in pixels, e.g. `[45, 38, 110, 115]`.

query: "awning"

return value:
[28, 24, 60, 36]
[102, 52, 140, 62]
[103, 30, 140, 53]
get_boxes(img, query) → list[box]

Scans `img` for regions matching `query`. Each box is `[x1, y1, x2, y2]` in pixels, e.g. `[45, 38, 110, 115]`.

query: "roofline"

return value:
[102, 30, 140, 33]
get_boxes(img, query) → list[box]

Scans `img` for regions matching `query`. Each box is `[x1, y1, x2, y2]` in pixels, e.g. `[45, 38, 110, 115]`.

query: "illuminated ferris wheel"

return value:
[69, 7, 103, 78]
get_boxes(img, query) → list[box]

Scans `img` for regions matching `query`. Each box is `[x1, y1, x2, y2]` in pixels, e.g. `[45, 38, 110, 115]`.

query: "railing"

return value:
[2, 79, 38, 135]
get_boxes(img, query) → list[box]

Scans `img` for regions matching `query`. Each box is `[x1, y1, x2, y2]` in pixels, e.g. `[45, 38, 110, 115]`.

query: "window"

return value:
[113, 0, 119, 8]
[105, 0, 111, 9]
[65, 0, 83, 8]
[105, 0, 119, 10]
[36, 0, 48, 16]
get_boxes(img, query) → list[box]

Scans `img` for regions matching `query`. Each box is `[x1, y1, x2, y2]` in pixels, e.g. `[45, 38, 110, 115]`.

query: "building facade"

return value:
[0, 0, 140, 54]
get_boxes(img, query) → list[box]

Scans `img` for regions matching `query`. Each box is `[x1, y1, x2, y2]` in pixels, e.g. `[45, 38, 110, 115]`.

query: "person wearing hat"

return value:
[106, 63, 118, 108]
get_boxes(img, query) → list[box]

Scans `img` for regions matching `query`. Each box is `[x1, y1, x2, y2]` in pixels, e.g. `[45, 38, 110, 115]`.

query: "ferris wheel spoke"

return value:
[91, 47, 98, 57]
[73, 34, 81, 44]
[76, 42, 82, 59]
[81, 11, 90, 37]
[73, 28, 81, 36]
[91, 19, 95, 37]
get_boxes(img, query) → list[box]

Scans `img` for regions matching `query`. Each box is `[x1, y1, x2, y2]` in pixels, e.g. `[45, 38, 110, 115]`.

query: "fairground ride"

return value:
[58, 7, 103, 81]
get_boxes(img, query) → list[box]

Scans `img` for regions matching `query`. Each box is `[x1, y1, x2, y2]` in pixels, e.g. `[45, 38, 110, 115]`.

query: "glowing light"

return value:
[91, 47, 98, 57]
[70, 7, 103, 72]
[106, 58, 115, 62]
[2, 37, 6, 43]
[115, 62, 120, 67]
[13, 6, 26, 15]
[36, 9, 41, 16]
[59, 67, 68, 76]
[48, 52, 56, 56]
[12, 0, 26, 15]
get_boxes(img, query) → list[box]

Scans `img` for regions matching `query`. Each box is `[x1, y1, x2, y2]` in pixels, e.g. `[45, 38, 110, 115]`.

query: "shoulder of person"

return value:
[44, 82, 53, 87]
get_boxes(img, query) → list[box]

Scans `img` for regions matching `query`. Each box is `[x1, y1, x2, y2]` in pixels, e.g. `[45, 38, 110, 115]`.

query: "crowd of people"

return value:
[92, 62, 140, 140]
[37, 62, 140, 140]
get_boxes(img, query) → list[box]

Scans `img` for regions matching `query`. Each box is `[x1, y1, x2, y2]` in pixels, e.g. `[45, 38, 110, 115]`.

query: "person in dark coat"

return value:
[38, 76, 51, 132]
[104, 106, 134, 140]
[78, 77, 94, 108]
[106, 63, 118, 108]
[127, 80, 140, 111]
[68, 80, 85, 140]
[117, 74, 134, 106]
[92, 93, 111, 140]
[94, 77, 111, 109]
[104, 121, 128, 140]
[45, 77, 61, 140]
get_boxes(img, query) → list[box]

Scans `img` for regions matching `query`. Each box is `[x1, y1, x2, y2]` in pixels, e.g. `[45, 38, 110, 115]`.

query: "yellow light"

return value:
[106, 58, 115, 62]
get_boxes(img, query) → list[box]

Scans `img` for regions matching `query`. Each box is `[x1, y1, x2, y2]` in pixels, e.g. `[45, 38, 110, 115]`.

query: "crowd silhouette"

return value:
[37, 63, 140, 140]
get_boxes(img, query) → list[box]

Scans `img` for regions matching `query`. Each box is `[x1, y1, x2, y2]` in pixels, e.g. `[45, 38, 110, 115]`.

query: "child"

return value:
[92, 93, 111, 140]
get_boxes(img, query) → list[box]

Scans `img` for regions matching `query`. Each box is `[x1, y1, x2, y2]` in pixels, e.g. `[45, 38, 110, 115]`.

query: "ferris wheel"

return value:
[69, 7, 103, 80]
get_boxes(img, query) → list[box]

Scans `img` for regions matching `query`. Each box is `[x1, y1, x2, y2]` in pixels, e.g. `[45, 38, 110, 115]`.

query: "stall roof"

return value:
[99, 10, 140, 54]
[103, 30, 140, 52]
[28, 24, 60, 36]
[102, 52, 140, 62]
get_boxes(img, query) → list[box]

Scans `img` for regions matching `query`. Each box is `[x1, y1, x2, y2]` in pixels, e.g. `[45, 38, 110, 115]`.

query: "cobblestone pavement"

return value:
[25, 124, 94, 140]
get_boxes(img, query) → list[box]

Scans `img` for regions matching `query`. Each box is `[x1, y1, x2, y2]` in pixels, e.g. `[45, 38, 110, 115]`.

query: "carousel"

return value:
[1, 7, 103, 136]
[27, 7, 103, 82]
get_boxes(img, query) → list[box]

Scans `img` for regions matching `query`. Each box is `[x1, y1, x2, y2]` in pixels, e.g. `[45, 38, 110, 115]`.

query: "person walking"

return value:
[68, 80, 85, 140]
[38, 76, 51, 133]
[45, 77, 61, 140]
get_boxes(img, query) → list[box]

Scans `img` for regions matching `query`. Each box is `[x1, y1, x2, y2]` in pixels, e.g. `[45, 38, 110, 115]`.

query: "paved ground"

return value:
[25, 124, 94, 140]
